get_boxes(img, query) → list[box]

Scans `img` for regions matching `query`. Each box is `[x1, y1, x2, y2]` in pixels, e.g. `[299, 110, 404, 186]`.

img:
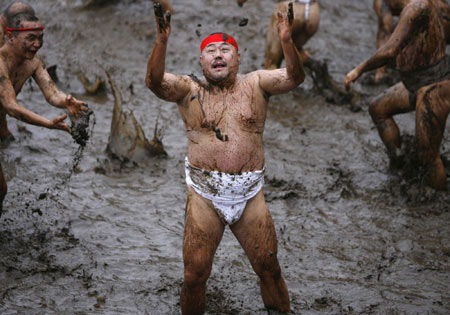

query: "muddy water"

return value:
[1, 0, 449, 314]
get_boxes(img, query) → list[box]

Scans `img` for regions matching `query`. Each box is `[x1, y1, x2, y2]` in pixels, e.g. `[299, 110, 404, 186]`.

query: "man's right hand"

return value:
[49, 114, 71, 133]
[154, 1, 171, 40]
[344, 67, 361, 90]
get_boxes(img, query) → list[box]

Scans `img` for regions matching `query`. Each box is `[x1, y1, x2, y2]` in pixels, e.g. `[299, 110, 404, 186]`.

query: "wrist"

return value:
[156, 36, 168, 45]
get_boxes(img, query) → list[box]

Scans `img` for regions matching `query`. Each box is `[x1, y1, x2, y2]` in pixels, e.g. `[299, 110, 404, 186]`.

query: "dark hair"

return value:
[4, 2, 35, 31]
[8, 12, 38, 28]
[208, 32, 230, 41]
[4, 2, 35, 20]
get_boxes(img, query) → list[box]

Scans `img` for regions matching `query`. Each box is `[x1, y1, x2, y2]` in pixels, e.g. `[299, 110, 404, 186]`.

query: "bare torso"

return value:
[180, 73, 268, 173]
[386, 0, 446, 70]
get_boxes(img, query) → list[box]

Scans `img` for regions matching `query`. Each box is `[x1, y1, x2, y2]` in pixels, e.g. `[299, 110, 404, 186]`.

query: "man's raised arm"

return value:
[145, 2, 190, 103]
[258, 3, 305, 96]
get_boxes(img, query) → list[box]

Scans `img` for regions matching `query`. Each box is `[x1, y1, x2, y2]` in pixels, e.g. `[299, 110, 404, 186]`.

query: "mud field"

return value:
[1, 0, 449, 314]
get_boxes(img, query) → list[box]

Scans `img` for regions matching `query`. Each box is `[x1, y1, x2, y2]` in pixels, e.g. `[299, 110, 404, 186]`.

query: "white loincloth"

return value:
[185, 157, 264, 225]
[294, 0, 316, 23]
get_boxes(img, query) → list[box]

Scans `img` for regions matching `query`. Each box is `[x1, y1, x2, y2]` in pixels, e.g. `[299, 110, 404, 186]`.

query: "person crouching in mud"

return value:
[145, 2, 304, 314]
[0, 9, 88, 214]
[345, 0, 450, 191]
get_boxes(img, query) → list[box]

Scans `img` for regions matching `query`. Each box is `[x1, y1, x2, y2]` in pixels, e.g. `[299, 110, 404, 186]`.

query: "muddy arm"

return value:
[259, 3, 305, 95]
[345, 3, 422, 88]
[0, 64, 70, 132]
[33, 58, 87, 117]
[145, 2, 190, 102]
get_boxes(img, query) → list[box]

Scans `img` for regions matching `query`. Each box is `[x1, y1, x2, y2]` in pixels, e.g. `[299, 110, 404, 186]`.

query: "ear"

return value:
[6, 31, 14, 42]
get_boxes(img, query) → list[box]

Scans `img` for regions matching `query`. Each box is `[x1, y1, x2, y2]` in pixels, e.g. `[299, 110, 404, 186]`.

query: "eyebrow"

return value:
[205, 42, 232, 49]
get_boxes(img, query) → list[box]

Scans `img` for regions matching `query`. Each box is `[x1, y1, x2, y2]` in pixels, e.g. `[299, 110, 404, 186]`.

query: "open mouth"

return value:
[212, 62, 226, 69]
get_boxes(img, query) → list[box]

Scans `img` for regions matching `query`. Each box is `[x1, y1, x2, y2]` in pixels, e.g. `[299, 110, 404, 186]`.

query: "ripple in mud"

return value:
[264, 176, 307, 202]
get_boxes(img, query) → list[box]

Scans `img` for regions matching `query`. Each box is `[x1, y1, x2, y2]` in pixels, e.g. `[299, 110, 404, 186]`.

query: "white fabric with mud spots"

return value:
[185, 157, 264, 225]
[294, 0, 316, 23]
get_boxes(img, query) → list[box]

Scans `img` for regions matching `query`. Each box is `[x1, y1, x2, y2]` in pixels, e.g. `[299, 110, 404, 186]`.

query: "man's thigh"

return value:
[370, 82, 413, 118]
[415, 80, 450, 153]
[230, 190, 279, 264]
[183, 186, 225, 266]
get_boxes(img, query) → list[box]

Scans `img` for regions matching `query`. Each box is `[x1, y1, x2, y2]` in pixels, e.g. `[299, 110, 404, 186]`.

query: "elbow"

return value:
[297, 71, 306, 85]
[145, 74, 160, 91]
[291, 69, 306, 86]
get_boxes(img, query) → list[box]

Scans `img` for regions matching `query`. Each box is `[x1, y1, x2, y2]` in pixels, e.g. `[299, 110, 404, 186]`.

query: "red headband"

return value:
[5, 26, 44, 34]
[200, 33, 238, 53]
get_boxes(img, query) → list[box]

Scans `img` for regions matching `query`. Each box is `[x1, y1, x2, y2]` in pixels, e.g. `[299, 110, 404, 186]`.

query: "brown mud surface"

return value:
[1, 0, 449, 314]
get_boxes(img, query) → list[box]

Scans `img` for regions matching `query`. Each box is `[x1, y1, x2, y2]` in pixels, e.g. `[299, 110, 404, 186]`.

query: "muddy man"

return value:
[0, 6, 87, 214]
[146, 1, 304, 314]
[372, 0, 450, 83]
[345, 0, 450, 191]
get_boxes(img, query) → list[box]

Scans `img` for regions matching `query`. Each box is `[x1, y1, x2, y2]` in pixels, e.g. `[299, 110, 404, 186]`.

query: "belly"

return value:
[186, 129, 264, 173]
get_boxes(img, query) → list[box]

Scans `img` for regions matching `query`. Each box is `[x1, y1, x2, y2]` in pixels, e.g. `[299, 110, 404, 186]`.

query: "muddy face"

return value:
[9, 21, 44, 60]
[200, 42, 240, 85]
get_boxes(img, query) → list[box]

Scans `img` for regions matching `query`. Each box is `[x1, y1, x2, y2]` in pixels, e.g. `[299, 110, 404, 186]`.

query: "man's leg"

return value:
[181, 186, 225, 315]
[0, 161, 7, 216]
[264, 10, 283, 70]
[369, 82, 413, 168]
[230, 190, 290, 312]
[415, 82, 450, 190]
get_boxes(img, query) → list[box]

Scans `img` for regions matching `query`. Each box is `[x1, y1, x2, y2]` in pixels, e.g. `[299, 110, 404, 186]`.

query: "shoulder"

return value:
[241, 71, 262, 84]
[33, 54, 46, 69]
[0, 53, 8, 75]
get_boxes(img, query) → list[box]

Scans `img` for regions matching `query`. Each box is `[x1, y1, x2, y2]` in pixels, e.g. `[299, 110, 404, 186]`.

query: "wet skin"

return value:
[346, 0, 450, 190]
[146, 2, 304, 313]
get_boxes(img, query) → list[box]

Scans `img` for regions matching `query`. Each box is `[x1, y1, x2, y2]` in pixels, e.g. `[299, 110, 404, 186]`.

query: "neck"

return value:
[205, 73, 238, 90]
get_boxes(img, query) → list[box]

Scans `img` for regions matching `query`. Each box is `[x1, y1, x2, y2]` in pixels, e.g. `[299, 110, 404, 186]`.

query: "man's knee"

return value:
[183, 246, 215, 286]
[252, 253, 282, 279]
[368, 97, 386, 122]
[184, 260, 212, 287]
